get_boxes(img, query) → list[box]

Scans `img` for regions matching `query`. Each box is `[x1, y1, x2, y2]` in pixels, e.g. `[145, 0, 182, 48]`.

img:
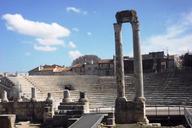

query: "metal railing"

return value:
[146, 105, 185, 116]
[89, 105, 191, 116]
[90, 107, 114, 113]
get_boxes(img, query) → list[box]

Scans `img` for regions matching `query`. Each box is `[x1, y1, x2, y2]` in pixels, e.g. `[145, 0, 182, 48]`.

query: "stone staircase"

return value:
[144, 71, 192, 105]
[7, 76, 41, 100]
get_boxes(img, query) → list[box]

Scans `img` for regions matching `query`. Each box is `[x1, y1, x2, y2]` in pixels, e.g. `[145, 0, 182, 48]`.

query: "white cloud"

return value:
[2, 13, 70, 52]
[68, 41, 76, 49]
[34, 44, 57, 52]
[72, 27, 79, 32]
[66, 7, 80, 13]
[66, 6, 87, 15]
[87, 32, 92, 36]
[36, 38, 64, 46]
[142, 11, 192, 55]
[68, 50, 82, 59]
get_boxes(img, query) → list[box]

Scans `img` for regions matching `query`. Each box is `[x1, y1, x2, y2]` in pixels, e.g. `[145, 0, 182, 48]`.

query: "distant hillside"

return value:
[72, 55, 101, 66]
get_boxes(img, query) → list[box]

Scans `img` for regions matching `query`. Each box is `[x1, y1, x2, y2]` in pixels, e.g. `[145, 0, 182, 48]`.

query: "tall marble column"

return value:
[131, 20, 144, 99]
[114, 23, 125, 98]
[131, 16, 148, 124]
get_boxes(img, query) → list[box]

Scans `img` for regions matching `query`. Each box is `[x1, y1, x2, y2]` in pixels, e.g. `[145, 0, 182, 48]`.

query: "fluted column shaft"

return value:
[132, 21, 144, 98]
[114, 23, 125, 98]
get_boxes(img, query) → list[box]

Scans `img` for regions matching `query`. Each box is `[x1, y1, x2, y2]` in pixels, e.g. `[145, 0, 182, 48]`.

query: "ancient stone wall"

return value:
[0, 101, 46, 122]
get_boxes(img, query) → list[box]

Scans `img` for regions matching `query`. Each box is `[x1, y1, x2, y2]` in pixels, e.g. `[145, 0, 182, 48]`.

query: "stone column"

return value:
[44, 93, 54, 122]
[17, 84, 22, 102]
[106, 113, 115, 127]
[113, 55, 116, 76]
[2, 90, 9, 102]
[17, 91, 22, 102]
[79, 91, 88, 102]
[79, 91, 89, 113]
[62, 90, 72, 103]
[31, 87, 36, 101]
[131, 17, 149, 124]
[46, 93, 53, 103]
[114, 23, 125, 98]
[131, 20, 144, 99]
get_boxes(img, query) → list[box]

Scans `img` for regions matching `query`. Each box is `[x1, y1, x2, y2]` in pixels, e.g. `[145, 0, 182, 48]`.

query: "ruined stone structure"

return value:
[2, 90, 9, 102]
[47, 90, 89, 128]
[0, 89, 54, 123]
[0, 88, 90, 127]
[114, 10, 148, 124]
[0, 114, 15, 128]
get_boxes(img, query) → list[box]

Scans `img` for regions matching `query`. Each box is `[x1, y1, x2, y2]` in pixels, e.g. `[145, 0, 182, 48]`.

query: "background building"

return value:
[28, 52, 180, 76]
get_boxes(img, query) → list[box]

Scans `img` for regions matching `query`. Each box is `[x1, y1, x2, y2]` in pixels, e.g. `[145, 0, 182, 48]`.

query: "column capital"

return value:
[131, 20, 140, 31]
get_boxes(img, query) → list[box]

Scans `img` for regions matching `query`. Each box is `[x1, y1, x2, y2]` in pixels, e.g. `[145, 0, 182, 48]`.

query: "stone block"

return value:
[0, 114, 16, 128]
[115, 98, 148, 124]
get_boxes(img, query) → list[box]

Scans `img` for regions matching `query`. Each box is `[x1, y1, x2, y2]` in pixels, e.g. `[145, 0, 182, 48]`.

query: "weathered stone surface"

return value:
[79, 91, 88, 103]
[2, 90, 9, 102]
[31, 87, 36, 102]
[0, 101, 47, 122]
[17, 91, 23, 102]
[114, 23, 125, 98]
[63, 90, 72, 103]
[114, 9, 148, 124]
[45, 93, 53, 103]
[115, 99, 148, 124]
[0, 114, 15, 128]
[116, 10, 137, 24]
[106, 112, 115, 126]
[43, 105, 53, 122]
[116, 123, 161, 128]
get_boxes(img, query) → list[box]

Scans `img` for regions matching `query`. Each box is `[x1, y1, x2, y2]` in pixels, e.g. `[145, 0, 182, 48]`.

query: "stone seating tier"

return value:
[5, 71, 192, 109]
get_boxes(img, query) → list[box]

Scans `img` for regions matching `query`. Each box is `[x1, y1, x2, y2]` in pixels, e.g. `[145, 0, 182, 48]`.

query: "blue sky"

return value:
[1, 0, 192, 72]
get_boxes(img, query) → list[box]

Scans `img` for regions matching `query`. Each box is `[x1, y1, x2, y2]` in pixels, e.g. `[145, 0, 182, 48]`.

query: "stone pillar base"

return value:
[0, 114, 16, 128]
[115, 97, 148, 124]
[31, 98, 37, 102]
[134, 97, 149, 124]
[62, 98, 72, 103]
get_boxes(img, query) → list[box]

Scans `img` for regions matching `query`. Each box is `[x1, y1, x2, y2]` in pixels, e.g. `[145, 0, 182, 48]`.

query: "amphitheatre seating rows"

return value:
[6, 71, 192, 109]
[7, 76, 41, 99]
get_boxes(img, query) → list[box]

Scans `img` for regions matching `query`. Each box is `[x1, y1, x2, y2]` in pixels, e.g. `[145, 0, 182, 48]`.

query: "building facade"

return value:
[28, 52, 179, 76]
[28, 64, 72, 75]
